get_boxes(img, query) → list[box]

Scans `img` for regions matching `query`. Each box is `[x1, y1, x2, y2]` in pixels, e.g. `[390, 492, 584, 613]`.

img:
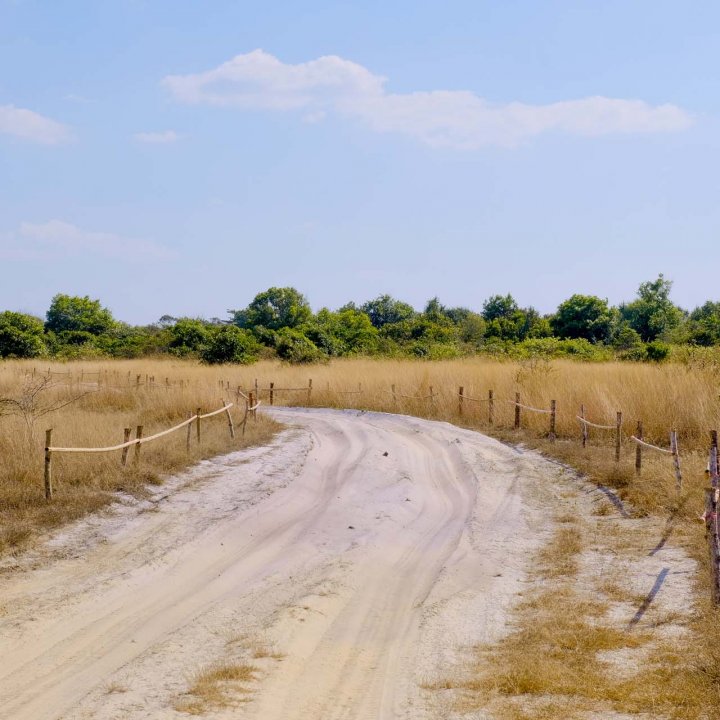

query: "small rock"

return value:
[383, 451, 389, 457]
[348, 525, 355, 530]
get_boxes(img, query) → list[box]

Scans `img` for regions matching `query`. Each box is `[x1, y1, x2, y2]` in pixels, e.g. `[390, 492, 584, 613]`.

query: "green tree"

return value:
[619, 275, 684, 342]
[482, 294, 518, 322]
[275, 328, 325, 364]
[168, 318, 211, 356]
[200, 326, 260, 364]
[45, 294, 115, 335]
[0, 312, 46, 358]
[360, 295, 416, 328]
[303, 308, 379, 356]
[551, 294, 615, 343]
[231, 287, 312, 332]
[686, 301, 720, 346]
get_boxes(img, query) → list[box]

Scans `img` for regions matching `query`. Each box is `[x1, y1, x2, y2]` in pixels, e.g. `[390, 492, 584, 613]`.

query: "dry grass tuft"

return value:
[174, 662, 257, 715]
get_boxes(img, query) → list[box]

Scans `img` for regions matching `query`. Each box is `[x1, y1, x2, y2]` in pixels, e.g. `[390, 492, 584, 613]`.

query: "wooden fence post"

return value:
[549, 400, 556, 441]
[224, 401, 235, 439]
[704, 486, 720, 605]
[136, 374, 141, 388]
[241, 399, 249, 437]
[429, 386, 435, 409]
[134, 425, 143, 466]
[254, 379, 259, 406]
[580, 404, 588, 448]
[121, 427, 132, 466]
[514, 392, 521, 430]
[488, 390, 494, 425]
[186, 412, 193, 451]
[270, 382, 274, 406]
[44, 428, 53, 500]
[458, 386, 464, 416]
[635, 420, 643, 475]
[615, 411, 622, 462]
[670, 430, 682, 493]
[711, 431, 718, 487]
[196, 408, 202, 444]
[249, 391, 256, 420]
[392, 384, 397, 406]
[307, 379, 313, 405]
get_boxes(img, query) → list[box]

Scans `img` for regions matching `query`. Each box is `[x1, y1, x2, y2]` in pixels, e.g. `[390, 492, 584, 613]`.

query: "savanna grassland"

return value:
[2, 355, 719, 718]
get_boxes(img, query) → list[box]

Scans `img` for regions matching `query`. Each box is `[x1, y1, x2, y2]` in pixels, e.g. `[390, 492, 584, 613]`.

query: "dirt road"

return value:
[0, 408, 555, 719]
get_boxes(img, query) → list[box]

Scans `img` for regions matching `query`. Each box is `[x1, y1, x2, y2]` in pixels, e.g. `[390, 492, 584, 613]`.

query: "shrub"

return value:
[275, 328, 325, 364]
[645, 340, 671, 362]
[200, 326, 260, 365]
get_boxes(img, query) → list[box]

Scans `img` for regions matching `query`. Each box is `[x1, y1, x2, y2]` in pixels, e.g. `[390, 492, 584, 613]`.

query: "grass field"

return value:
[2, 356, 718, 717]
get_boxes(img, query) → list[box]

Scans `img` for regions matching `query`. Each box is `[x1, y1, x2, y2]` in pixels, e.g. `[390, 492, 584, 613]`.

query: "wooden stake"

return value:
[270, 382, 274, 406]
[514, 392, 521, 430]
[134, 425, 143, 465]
[224, 401, 235, 439]
[488, 389, 494, 425]
[307, 378, 313, 406]
[580, 404, 588, 448]
[392, 384, 397, 406]
[196, 408, 202, 444]
[615, 411, 622, 462]
[121, 427, 131, 466]
[549, 400, 556, 441]
[44, 429, 53, 500]
[670, 430, 682, 493]
[704, 487, 720, 605]
[635, 420, 643, 475]
[711, 430, 719, 489]
[186, 412, 192, 451]
[458, 386, 464, 416]
[241, 399, 249, 437]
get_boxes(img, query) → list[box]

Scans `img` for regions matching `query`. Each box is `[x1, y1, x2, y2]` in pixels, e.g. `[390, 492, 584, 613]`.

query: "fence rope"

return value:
[507, 399, 552, 414]
[628, 435, 673, 455]
[48, 403, 233, 453]
[199, 403, 234, 419]
[576, 416, 616, 430]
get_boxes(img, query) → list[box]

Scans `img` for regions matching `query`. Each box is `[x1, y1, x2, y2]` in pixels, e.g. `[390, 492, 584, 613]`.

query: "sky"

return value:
[1, 0, 719, 324]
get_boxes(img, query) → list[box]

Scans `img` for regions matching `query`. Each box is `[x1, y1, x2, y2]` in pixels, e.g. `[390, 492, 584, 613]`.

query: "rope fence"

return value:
[43, 401, 240, 502]
[31, 372, 720, 604]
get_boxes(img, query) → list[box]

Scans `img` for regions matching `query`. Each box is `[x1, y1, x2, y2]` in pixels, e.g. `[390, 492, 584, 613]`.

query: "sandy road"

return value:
[0, 408, 553, 720]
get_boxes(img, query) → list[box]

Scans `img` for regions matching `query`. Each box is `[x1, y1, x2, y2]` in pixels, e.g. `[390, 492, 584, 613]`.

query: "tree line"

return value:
[1, 275, 719, 364]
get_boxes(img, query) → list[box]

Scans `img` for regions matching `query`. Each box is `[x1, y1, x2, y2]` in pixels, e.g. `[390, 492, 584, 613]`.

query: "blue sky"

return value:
[1, 0, 718, 324]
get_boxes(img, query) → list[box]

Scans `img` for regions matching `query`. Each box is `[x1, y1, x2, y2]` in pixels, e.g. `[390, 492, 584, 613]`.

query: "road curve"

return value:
[0, 408, 549, 720]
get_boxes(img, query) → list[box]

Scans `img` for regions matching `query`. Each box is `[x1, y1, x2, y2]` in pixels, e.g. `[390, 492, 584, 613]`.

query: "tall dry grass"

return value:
[0, 359, 277, 553]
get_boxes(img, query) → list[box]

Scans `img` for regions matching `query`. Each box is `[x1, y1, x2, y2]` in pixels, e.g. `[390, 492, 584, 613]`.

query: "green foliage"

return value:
[231, 287, 312, 332]
[275, 328, 325, 364]
[552, 294, 615, 343]
[619, 275, 684, 342]
[0, 312, 46, 358]
[303, 308, 379, 356]
[645, 340, 671, 362]
[361, 295, 416, 328]
[511, 337, 612, 361]
[200, 326, 260, 365]
[45, 294, 116, 335]
[168, 318, 211, 356]
[686, 301, 720, 346]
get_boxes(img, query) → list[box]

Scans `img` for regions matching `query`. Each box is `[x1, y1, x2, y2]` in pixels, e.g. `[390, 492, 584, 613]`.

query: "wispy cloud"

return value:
[133, 130, 182, 144]
[0, 220, 173, 260]
[0, 104, 73, 145]
[163, 49, 693, 149]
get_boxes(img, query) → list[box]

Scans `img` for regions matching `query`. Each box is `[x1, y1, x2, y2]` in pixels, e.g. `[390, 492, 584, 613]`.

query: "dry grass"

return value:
[174, 662, 257, 715]
[0, 359, 278, 554]
[3, 355, 720, 716]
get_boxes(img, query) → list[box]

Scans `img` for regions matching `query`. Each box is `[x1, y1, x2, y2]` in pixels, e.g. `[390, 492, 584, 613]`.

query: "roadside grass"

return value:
[174, 662, 257, 715]
[0, 359, 278, 554]
[3, 356, 719, 715]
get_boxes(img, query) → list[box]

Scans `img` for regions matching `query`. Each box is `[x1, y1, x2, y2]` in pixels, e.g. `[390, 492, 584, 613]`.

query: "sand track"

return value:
[0, 408, 551, 719]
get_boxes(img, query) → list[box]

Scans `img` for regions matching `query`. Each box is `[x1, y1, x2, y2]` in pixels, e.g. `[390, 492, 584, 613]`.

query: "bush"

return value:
[200, 326, 260, 365]
[275, 328, 325, 364]
[645, 341, 671, 363]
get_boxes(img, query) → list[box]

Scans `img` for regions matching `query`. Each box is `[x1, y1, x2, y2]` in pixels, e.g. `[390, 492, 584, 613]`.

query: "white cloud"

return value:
[0, 220, 173, 260]
[163, 49, 693, 148]
[133, 130, 182, 144]
[0, 104, 72, 145]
